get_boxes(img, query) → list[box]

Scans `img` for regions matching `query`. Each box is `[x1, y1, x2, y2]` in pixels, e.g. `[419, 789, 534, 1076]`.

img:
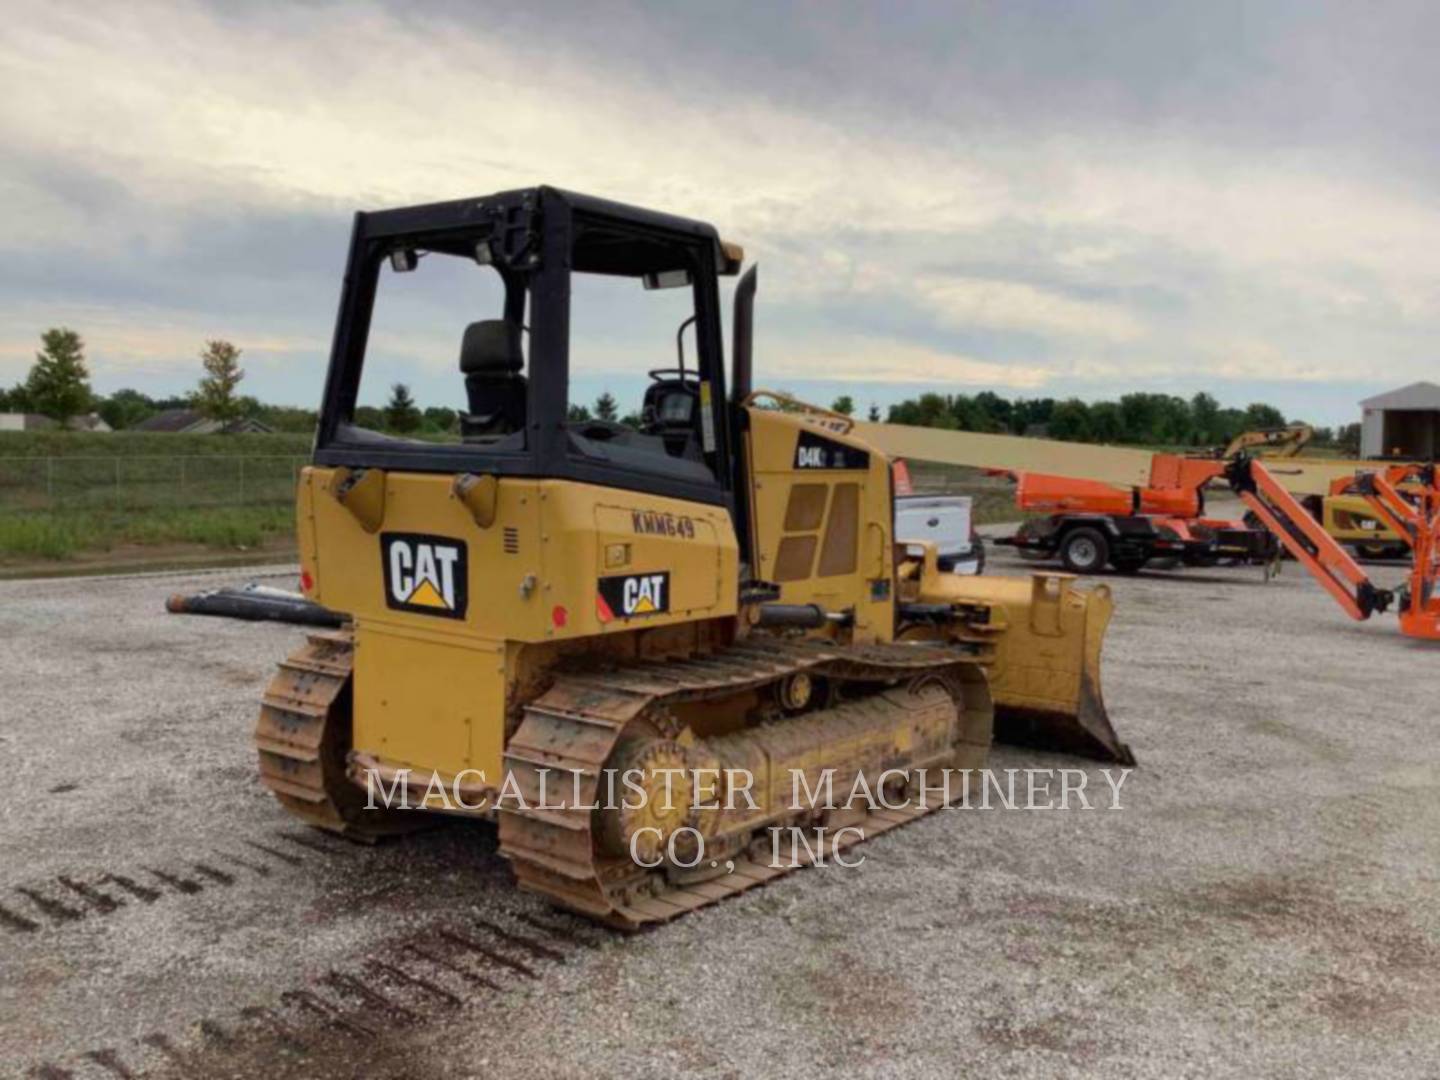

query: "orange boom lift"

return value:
[991, 426, 1313, 574]
[999, 448, 1439, 640]
[1228, 459, 1440, 640]
[995, 452, 1277, 574]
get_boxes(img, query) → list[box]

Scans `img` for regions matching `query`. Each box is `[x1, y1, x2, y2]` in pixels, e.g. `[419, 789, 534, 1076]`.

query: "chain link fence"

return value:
[0, 456, 311, 513]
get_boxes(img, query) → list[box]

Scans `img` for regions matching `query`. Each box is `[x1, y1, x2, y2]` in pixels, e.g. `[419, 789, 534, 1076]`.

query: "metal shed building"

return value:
[1360, 381, 1440, 459]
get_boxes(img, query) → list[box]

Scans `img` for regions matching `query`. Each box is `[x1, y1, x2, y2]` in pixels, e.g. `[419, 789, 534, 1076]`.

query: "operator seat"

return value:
[459, 319, 526, 438]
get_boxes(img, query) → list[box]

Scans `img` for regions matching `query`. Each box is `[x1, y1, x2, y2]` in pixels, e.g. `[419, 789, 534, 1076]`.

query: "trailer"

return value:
[983, 465, 1275, 574]
[999, 511, 1272, 574]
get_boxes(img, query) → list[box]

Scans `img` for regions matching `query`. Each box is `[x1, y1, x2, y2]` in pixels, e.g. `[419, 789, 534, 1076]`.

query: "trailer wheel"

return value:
[1060, 527, 1109, 574]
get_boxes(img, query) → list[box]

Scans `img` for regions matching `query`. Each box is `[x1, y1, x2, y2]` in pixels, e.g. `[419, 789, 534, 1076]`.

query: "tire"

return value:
[1060, 527, 1110, 574]
[1355, 543, 1396, 560]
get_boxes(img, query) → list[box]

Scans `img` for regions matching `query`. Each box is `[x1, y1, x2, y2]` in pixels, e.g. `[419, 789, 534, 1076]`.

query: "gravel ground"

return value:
[1, 544, 1436, 1079]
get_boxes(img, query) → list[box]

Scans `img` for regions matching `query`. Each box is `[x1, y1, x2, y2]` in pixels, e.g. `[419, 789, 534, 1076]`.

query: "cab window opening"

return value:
[338, 244, 527, 450]
[564, 223, 719, 487]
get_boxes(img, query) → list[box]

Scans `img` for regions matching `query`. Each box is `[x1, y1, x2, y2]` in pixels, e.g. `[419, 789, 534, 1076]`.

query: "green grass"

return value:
[0, 430, 314, 457]
[0, 505, 295, 561]
[0, 434, 311, 564]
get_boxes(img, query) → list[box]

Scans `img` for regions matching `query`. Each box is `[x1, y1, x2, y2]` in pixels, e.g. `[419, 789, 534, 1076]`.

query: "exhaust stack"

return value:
[730, 265, 756, 403]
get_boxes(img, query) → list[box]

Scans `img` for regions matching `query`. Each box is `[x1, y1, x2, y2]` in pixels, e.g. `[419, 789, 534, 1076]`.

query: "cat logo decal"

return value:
[596, 572, 670, 622]
[382, 533, 467, 619]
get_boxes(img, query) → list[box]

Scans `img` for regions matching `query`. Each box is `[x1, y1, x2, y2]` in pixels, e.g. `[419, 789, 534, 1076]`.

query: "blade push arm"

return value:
[1226, 456, 1393, 621]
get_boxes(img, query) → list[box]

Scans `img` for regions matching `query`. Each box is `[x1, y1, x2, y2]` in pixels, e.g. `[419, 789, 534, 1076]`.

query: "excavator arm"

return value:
[1221, 423, 1314, 459]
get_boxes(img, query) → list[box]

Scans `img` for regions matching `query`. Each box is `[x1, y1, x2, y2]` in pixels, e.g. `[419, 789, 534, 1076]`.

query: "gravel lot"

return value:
[2, 544, 1436, 1079]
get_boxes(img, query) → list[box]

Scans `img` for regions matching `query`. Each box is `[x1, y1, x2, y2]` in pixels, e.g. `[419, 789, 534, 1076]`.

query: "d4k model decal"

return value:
[794, 429, 870, 471]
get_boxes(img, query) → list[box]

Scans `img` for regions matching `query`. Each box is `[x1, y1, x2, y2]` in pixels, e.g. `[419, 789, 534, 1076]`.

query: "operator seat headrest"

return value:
[459, 320, 524, 375]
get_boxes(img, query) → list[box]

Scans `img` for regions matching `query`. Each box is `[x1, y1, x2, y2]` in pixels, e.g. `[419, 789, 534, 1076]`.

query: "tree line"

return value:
[835, 390, 1357, 452]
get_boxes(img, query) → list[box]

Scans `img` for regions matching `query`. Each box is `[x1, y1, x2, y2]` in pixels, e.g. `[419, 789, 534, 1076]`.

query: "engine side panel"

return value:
[744, 409, 895, 642]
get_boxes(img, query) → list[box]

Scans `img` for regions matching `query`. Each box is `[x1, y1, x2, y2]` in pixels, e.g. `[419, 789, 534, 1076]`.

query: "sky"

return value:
[3, 0, 1438, 426]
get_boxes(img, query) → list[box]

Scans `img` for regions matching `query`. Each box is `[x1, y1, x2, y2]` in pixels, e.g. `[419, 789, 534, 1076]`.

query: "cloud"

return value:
[756, 335, 1052, 390]
[1, 0, 1438, 423]
[912, 276, 1144, 343]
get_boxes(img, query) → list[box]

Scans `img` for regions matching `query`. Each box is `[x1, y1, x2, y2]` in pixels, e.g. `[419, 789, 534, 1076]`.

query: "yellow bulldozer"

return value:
[255, 187, 1130, 928]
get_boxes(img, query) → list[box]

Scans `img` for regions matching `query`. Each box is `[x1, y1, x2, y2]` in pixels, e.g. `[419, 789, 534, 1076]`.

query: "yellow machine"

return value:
[1318, 490, 1405, 558]
[1310, 465, 1427, 560]
[255, 188, 1129, 927]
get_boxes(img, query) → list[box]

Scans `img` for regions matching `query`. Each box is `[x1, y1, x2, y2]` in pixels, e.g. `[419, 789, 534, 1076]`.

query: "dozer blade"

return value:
[913, 570, 1134, 765]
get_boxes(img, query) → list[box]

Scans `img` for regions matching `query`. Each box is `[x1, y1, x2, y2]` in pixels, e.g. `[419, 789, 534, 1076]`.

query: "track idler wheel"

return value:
[595, 737, 702, 862]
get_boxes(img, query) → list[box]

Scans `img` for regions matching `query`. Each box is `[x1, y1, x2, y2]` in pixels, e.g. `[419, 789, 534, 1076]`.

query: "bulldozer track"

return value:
[253, 631, 421, 842]
[248, 627, 990, 931]
[499, 637, 988, 929]
[21, 910, 597, 1080]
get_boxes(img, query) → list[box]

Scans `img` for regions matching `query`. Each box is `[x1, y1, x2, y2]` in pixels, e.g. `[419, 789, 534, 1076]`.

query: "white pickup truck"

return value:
[895, 494, 985, 576]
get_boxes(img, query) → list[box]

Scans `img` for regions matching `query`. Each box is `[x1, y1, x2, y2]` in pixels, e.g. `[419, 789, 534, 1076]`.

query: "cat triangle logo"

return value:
[632, 593, 656, 613]
[406, 578, 448, 608]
